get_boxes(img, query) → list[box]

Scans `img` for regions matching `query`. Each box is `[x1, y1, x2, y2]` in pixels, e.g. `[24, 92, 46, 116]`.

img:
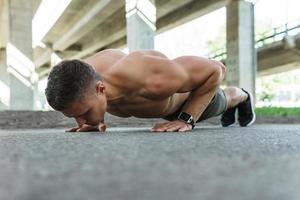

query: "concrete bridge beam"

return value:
[53, 0, 124, 51]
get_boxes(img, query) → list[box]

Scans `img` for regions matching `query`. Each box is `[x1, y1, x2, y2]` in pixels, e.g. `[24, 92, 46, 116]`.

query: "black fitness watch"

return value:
[177, 112, 195, 129]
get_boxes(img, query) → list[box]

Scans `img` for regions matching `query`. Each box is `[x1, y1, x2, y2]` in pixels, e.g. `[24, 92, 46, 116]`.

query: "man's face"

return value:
[62, 83, 107, 126]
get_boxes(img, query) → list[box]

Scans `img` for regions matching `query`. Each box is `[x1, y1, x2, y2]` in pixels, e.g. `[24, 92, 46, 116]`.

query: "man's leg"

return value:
[223, 87, 248, 109]
[221, 87, 255, 127]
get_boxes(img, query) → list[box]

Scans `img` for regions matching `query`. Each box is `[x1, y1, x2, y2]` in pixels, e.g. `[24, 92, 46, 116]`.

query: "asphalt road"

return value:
[1, 125, 300, 200]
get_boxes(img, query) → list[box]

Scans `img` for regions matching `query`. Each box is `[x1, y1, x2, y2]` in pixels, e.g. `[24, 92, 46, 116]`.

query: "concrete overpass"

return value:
[258, 34, 300, 76]
[33, 0, 231, 76]
[209, 22, 300, 76]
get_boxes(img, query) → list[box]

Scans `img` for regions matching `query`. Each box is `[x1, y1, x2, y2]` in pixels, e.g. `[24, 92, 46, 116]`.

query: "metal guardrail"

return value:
[208, 19, 300, 60]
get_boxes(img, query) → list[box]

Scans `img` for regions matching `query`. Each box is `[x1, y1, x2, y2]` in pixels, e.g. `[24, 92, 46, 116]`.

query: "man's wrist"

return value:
[177, 112, 195, 129]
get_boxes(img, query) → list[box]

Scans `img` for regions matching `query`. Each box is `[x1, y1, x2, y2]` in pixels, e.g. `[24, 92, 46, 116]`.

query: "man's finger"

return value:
[153, 125, 171, 131]
[152, 127, 168, 132]
[166, 125, 182, 132]
[178, 125, 191, 132]
[153, 122, 170, 128]
[165, 122, 179, 129]
[98, 123, 106, 133]
[151, 127, 162, 132]
[65, 127, 80, 132]
[76, 126, 97, 132]
[178, 128, 188, 132]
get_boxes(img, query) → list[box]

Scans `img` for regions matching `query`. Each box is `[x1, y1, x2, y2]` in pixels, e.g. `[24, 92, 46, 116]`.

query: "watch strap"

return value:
[177, 112, 195, 129]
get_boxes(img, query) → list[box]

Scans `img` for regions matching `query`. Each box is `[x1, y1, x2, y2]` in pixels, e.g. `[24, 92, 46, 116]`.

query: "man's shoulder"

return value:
[84, 49, 127, 70]
[107, 51, 147, 75]
[101, 52, 152, 98]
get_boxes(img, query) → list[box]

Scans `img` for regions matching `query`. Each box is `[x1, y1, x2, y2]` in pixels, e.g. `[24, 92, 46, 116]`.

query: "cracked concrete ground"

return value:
[1, 124, 300, 200]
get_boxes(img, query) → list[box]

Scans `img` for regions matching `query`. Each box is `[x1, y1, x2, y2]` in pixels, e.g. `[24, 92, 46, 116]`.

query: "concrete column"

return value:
[125, 0, 156, 51]
[0, 0, 36, 110]
[0, 48, 9, 109]
[0, 0, 9, 109]
[226, 0, 256, 100]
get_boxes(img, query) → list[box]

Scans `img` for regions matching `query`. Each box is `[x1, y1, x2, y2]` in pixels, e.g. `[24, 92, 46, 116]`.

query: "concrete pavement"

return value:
[1, 124, 300, 200]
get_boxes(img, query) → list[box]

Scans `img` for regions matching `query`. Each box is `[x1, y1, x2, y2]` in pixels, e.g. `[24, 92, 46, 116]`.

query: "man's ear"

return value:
[95, 81, 105, 94]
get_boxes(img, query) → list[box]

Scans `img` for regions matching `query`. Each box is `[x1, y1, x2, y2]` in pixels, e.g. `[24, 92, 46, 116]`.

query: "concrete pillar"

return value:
[125, 0, 156, 51]
[0, 0, 9, 109]
[226, 0, 256, 100]
[0, 0, 36, 110]
[0, 48, 9, 109]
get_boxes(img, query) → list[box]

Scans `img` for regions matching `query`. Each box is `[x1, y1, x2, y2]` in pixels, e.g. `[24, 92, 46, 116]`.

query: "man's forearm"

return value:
[180, 70, 222, 121]
[181, 86, 218, 121]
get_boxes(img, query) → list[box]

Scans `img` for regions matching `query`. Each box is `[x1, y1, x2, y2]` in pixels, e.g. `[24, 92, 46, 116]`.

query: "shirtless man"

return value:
[45, 49, 255, 132]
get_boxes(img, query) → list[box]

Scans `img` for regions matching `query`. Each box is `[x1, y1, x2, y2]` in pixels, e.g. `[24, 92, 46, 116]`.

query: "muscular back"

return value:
[84, 49, 127, 73]
[84, 49, 169, 80]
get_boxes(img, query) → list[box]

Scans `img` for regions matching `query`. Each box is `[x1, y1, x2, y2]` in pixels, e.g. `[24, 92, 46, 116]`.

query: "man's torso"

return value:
[85, 49, 191, 118]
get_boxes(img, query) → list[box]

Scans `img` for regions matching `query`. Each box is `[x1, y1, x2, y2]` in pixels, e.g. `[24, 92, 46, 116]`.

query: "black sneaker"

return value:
[237, 88, 256, 127]
[221, 106, 237, 127]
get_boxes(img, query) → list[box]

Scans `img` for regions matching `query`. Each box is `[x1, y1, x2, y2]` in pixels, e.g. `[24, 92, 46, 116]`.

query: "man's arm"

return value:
[178, 60, 223, 121]
[167, 56, 225, 121]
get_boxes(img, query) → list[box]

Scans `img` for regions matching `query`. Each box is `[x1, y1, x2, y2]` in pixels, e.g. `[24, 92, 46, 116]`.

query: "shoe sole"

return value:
[221, 117, 236, 127]
[221, 123, 235, 127]
[241, 90, 256, 127]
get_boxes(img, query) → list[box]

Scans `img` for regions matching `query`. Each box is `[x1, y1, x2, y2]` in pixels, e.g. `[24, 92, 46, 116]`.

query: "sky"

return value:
[155, 7, 226, 58]
[255, 0, 300, 26]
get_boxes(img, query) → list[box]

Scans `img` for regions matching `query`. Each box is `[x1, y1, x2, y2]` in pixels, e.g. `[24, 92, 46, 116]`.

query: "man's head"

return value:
[45, 59, 107, 126]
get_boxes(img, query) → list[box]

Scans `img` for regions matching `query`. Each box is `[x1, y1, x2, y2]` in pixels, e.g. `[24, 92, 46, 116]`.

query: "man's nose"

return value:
[75, 117, 86, 126]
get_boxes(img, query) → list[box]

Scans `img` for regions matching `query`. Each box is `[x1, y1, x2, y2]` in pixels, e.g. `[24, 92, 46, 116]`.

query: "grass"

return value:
[255, 107, 300, 117]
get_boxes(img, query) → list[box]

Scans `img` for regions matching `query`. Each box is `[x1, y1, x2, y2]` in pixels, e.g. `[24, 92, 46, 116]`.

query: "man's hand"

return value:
[65, 122, 106, 133]
[151, 120, 193, 132]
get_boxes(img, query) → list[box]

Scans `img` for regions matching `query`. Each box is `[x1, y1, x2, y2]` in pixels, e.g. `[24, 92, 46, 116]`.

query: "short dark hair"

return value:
[45, 59, 101, 111]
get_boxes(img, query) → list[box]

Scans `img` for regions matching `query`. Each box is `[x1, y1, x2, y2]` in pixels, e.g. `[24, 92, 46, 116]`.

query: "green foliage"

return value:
[255, 107, 300, 117]
[257, 83, 274, 102]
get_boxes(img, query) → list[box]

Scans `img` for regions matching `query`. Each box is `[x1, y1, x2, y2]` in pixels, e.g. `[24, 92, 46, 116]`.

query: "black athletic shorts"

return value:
[162, 88, 228, 122]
